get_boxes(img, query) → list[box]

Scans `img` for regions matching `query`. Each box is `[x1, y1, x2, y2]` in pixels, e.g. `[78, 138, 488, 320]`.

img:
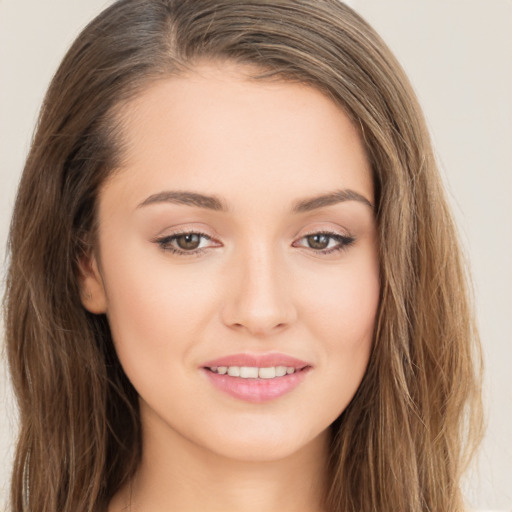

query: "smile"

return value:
[207, 365, 298, 379]
[202, 366, 313, 404]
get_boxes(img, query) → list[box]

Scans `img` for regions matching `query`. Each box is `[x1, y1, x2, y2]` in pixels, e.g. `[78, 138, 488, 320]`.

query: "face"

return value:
[81, 62, 380, 463]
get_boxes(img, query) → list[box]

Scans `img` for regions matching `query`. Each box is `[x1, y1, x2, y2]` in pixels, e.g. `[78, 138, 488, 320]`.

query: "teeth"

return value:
[276, 366, 287, 377]
[240, 366, 259, 378]
[209, 366, 298, 379]
[259, 367, 275, 379]
[227, 366, 240, 377]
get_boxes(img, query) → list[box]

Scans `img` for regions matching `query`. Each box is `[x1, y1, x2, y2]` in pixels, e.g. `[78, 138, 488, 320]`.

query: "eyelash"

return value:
[155, 230, 355, 257]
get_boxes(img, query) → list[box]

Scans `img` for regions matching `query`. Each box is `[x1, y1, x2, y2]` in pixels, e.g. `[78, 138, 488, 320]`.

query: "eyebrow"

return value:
[292, 189, 374, 212]
[137, 191, 228, 211]
[137, 188, 374, 212]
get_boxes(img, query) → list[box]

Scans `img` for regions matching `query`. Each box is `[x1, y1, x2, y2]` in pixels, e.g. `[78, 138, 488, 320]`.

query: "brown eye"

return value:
[155, 231, 217, 255]
[293, 231, 355, 255]
[306, 234, 330, 250]
[175, 233, 202, 250]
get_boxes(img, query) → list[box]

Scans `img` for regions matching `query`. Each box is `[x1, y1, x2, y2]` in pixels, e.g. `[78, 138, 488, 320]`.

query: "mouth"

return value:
[201, 353, 312, 403]
[205, 364, 309, 379]
[202, 352, 311, 371]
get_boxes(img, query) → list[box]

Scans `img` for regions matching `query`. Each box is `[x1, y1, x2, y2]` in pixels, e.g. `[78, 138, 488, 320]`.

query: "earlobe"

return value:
[78, 252, 107, 314]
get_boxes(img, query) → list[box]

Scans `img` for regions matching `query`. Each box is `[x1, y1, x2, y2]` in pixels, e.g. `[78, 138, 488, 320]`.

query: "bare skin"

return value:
[80, 61, 380, 512]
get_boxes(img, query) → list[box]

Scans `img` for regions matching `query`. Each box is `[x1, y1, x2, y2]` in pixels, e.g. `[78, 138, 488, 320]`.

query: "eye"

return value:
[293, 231, 355, 254]
[154, 230, 354, 257]
[154, 231, 218, 256]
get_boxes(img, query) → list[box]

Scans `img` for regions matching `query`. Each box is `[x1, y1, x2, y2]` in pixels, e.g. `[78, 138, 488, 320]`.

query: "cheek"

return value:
[298, 251, 379, 405]
[298, 251, 380, 346]
[99, 242, 219, 379]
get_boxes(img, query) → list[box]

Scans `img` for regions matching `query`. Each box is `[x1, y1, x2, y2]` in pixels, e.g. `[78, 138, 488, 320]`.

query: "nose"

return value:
[220, 246, 297, 337]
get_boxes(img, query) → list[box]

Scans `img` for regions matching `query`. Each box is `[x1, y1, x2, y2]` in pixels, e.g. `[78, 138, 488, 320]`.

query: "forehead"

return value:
[103, 62, 373, 210]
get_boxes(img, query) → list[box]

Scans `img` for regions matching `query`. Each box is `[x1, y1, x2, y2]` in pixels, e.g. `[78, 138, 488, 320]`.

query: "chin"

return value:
[198, 420, 328, 463]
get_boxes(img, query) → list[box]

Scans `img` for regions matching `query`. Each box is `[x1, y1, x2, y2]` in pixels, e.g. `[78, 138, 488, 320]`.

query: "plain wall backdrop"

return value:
[1, 0, 511, 510]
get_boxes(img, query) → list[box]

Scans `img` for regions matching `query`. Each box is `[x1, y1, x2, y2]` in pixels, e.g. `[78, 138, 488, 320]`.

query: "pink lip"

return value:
[201, 352, 312, 403]
[202, 352, 310, 369]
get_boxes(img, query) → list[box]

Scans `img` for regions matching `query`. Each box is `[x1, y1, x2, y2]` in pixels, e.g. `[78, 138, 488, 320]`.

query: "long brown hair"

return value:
[3, 1, 483, 510]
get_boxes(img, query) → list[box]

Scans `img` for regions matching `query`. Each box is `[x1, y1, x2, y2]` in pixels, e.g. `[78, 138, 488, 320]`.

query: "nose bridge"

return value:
[222, 239, 296, 335]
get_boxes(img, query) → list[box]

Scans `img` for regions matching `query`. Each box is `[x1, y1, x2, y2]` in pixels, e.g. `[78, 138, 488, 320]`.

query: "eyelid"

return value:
[293, 230, 356, 255]
[153, 229, 221, 256]
[153, 225, 356, 257]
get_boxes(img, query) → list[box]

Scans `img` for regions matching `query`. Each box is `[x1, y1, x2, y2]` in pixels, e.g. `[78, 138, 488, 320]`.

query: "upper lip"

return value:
[202, 352, 311, 370]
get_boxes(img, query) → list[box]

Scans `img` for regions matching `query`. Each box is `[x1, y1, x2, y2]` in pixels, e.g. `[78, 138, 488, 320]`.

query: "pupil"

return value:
[308, 234, 329, 249]
[177, 234, 200, 250]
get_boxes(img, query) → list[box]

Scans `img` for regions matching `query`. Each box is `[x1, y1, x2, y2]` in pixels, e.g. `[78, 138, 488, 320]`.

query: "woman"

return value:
[3, 1, 483, 511]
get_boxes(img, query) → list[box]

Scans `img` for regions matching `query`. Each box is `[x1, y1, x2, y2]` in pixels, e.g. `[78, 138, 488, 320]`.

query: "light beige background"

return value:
[1, 0, 510, 510]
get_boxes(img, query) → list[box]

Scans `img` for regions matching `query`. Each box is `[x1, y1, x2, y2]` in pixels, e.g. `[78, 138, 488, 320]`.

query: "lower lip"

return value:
[203, 368, 310, 403]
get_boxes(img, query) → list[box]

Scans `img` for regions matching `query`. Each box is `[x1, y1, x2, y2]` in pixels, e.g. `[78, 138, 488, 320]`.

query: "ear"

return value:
[78, 251, 107, 314]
